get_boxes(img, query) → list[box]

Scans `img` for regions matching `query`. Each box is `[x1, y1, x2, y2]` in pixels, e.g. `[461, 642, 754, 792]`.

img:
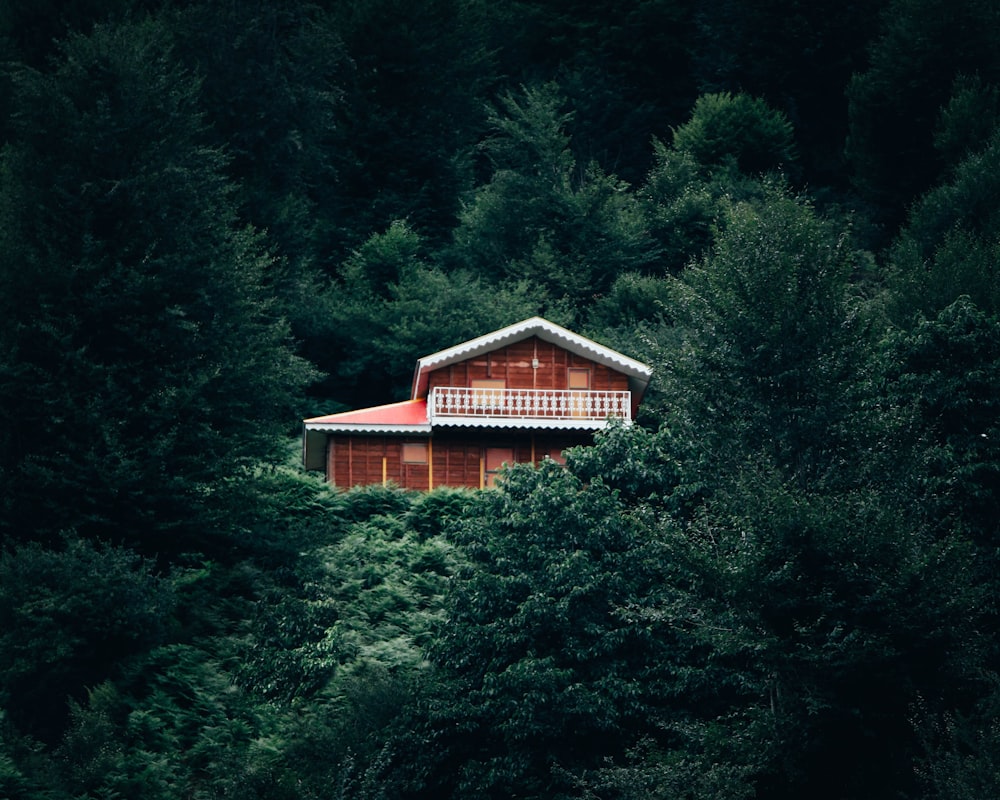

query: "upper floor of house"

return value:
[412, 317, 651, 428]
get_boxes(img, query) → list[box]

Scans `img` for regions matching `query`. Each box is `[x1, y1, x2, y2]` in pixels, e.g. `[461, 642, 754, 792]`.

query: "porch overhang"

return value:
[302, 400, 433, 468]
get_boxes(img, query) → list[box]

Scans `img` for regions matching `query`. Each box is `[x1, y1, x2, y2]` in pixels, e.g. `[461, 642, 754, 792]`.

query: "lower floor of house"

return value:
[322, 430, 595, 490]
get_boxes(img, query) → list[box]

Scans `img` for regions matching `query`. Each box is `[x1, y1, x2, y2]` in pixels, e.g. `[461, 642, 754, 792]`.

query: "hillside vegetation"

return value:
[1, 1, 999, 798]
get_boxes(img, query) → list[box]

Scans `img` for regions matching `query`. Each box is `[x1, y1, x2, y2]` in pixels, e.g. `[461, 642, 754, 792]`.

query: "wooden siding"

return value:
[327, 430, 593, 490]
[425, 336, 630, 394]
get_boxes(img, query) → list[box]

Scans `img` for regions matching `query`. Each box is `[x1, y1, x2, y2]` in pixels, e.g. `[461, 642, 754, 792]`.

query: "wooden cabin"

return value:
[302, 317, 652, 490]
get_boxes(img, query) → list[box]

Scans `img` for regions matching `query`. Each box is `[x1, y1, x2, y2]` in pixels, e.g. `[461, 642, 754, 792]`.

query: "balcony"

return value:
[427, 386, 632, 426]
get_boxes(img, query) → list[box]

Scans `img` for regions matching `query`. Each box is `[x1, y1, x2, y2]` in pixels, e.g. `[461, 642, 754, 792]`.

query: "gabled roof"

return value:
[410, 316, 652, 400]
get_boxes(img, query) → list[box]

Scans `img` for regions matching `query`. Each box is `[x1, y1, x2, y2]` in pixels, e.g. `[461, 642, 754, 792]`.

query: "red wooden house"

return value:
[302, 317, 652, 490]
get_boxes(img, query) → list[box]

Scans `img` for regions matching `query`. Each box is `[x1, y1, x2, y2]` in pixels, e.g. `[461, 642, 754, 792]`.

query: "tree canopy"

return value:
[1, 2, 999, 798]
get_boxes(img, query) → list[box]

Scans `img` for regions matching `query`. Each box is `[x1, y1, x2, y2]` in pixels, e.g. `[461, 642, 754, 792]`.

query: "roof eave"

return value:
[303, 423, 433, 435]
[410, 316, 652, 399]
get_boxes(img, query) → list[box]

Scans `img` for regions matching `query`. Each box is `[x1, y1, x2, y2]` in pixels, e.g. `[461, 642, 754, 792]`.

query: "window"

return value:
[567, 368, 591, 389]
[483, 446, 513, 487]
[402, 442, 428, 464]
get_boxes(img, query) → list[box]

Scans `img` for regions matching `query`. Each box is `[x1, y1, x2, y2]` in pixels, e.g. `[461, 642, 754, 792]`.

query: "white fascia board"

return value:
[429, 417, 627, 431]
[303, 422, 433, 435]
[411, 316, 652, 398]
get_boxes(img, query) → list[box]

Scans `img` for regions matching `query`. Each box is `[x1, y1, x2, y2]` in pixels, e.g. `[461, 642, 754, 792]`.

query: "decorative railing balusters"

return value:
[427, 387, 631, 423]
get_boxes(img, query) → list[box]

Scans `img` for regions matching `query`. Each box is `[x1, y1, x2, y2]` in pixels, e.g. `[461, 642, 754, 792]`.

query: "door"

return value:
[471, 379, 506, 412]
[567, 368, 591, 417]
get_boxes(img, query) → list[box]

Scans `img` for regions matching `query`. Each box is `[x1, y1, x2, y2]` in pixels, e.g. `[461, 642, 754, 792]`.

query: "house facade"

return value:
[302, 317, 652, 490]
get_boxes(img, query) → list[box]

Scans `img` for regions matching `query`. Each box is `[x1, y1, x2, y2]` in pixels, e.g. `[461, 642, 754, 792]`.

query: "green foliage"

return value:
[876, 298, 1000, 543]
[934, 74, 1000, 171]
[585, 271, 673, 326]
[888, 131, 1000, 320]
[324, 0, 496, 251]
[0, 19, 316, 548]
[246, 459, 349, 552]
[54, 646, 298, 800]
[315, 516, 461, 685]
[485, 0, 699, 184]
[0, 538, 173, 741]
[691, 0, 881, 189]
[340, 219, 425, 298]
[566, 420, 681, 505]
[341, 482, 421, 523]
[671, 91, 799, 179]
[1, 4, 999, 799]
[319, 221, 545, 403]
[449, 83, 658, 313]
[404, 487, 477, 540]
[367, 461, 687, 799]
[638, 142, 720, 273]
[237, 486, 465, 709]
[914, 681, 1000, 800]
[678, 470, 986, 799]
[166, 0, 349, 333]
[660, 181, 868, 489]
[846, 0, 1000, 225]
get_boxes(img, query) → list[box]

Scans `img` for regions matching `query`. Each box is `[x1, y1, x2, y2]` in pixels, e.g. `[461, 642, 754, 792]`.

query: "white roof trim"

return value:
[411, 316, 652, 399]
[430, 417, 626, 431]
[304, 422, 432, 435]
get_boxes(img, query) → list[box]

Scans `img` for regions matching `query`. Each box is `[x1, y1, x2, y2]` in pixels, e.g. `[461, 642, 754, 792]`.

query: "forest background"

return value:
[1, 0, 999, 798]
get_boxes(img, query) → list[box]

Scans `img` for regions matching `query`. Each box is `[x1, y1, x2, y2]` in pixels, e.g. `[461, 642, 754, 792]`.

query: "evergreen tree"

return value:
[449, 83, 657, 318]
[887, 128, 1000, 321]
[0, 19, 315, 551]
[846, 0, 1000, 227]
[166, 0, 348, 335]
[671, 91, 799, 181]
[367, 461, 701, 800]
[316, 221, 544, 406]
[325, 0, 497, 254]
[692, 0, 883, 189]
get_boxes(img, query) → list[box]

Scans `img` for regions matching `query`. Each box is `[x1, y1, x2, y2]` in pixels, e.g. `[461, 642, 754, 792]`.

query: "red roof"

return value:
[304, 399, 430, 433]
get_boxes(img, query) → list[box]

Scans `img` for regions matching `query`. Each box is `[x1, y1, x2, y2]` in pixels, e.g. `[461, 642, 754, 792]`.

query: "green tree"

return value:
[366, 461, 700, 799]
[887, 129, 1000, 321]
[0, 538, 173, 741]
[876, 298, 1000, 546]
[449, 82, 658, 315]
[846, 0, 1000, 226]
[934, 74, 1000, 172]
[691, 0, 881, 189]
[659, 181, 867, 490]
[324, 0, 497, 253]
[677, 471, 986, 800]
[166, 0, 349, 336]
[486, 0, 699, 184]
[670, 91, 799, 181]
[316, 221, 545, 406]
[638, 142, 720, 274]
[0, 19, 316, 550]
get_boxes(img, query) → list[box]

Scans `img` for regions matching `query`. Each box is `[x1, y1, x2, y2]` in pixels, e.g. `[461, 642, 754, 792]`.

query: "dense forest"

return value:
[1, 0, 999, 797]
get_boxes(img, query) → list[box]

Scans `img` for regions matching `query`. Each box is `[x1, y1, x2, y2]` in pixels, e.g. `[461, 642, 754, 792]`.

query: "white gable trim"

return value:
[410, 316, 652, 399]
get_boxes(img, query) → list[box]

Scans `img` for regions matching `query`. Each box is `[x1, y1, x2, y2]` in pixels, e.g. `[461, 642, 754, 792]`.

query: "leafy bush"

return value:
[404, 487, 475, 540]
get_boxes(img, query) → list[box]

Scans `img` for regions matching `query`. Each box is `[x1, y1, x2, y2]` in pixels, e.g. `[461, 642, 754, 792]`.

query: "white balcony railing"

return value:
[428, 386, 631, 423]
